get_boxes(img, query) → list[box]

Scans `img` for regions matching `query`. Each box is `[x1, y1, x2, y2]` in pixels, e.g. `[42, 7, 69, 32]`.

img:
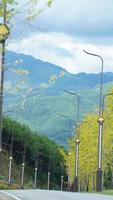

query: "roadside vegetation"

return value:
[0, 117, 67, 190]
[63, 87, 113, 192]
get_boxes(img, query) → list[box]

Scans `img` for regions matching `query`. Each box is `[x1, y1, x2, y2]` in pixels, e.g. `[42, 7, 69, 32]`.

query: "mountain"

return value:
[4, 51, 113, 147]
[5, 51, 113, 92]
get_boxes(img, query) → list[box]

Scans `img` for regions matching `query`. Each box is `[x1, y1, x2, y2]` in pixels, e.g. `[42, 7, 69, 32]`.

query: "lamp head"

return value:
[9, 156, 13, 160]
[98, 117, 104, 124]
[22, 163, 25, 167]
[76, 139, 80, 145]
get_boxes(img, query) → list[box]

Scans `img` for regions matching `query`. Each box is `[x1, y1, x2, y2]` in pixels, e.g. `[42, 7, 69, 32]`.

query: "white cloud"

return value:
[8, 32, 113, 74]
[33, 0, 113, 38]
[7, 0, 113, 74]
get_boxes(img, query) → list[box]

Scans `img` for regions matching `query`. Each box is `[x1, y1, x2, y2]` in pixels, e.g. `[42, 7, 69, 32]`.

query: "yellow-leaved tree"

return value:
[65, 87, 113, 191]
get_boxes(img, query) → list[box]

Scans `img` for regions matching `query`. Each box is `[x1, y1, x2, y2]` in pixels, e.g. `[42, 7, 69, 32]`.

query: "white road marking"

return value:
[1, 191, 21, 200]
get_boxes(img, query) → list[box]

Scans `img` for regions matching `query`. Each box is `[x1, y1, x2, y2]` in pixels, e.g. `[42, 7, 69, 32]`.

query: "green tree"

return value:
[2, 117, 67, 188]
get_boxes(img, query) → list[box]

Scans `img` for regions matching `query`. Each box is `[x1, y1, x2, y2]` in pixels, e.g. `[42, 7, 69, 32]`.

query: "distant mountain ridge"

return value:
[4, 51, 113, 146]
[6, 51, 113, 92]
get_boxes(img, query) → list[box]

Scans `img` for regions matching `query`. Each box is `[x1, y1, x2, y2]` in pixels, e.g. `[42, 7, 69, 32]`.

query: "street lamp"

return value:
[8, 132, 14, 183]
[34, 167, 38, 188]
[8, 156, 13, 183]
[67, 152, 71, 191]
[58, 112, 74, 138]
[61, 175, 63, 191]
[60, 161, 64, 191]
[34, 152, 38, 188]
[83, 49, 104, 192]
[47, 171, 50, 190]
[47, 155, 51, 190]
[21, 162, 25, 189]
[102, 92, 113, 189]
[75, 139, 80, 191]
[21, 139, 26, 189]
[65, 90, 80, 125]
[65, 90, 80, 192]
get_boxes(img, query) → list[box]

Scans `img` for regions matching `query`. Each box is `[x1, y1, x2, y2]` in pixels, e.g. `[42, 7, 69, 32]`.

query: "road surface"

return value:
[0, 190, 113, 200]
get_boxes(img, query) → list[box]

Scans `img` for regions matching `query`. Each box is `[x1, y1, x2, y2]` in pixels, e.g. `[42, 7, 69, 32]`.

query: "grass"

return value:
[101, 190, 113, 195]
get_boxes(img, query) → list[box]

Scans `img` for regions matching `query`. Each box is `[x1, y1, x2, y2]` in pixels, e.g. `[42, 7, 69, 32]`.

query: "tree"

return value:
[0, 0, 54, 150]
[2, 117, 67, 188]
[0, 1, 54, 21]
[66, 87, 113, 191]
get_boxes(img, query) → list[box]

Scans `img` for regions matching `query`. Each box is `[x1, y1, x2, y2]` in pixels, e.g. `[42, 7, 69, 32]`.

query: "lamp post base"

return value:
[73, 176, 78, 192]
[67, 183, 71, 191]
[96, 169, 102, 192]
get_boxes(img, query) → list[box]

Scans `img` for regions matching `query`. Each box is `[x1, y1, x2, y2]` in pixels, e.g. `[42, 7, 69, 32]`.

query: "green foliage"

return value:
[0, 182, 9, 190]
[2, 117, 67, 188]
[102, 189, 113, 195]
[48, 0, 54, 7]
[104, 167, 112, 189]
[0, 0, 54, 22]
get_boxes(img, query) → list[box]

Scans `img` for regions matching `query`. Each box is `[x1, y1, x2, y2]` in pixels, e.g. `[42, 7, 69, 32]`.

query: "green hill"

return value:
[0, 118, 66, 189]
[3, 51, 113, 146]
[5, 83, 112, 146]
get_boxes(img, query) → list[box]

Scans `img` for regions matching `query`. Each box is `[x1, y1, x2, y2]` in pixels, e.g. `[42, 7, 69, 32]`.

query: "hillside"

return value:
[4, 51, 113, 146]
[0, 118, 66, 189]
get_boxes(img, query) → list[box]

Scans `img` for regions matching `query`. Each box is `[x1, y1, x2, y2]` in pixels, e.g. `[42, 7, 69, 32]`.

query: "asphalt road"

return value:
[1, 190, 113, 200]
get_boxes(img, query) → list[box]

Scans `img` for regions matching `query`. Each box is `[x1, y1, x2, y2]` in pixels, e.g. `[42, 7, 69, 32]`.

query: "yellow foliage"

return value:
[65, 87, 113, 191]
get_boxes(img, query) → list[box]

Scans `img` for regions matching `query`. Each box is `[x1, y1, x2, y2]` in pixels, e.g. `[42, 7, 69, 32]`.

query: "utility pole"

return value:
[0, 1, 10, 175]
[0, 1, 10, 151]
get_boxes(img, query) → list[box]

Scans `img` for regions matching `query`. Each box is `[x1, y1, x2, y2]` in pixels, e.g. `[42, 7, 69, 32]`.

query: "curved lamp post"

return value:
[58, 112, 74, 137]
[65, 90, 80, 125]
[65, 90, 80, 192]
[83, 49, 104, 192]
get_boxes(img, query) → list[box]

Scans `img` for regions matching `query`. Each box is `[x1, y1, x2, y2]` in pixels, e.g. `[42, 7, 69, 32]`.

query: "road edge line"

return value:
[1, 191, 21, 200]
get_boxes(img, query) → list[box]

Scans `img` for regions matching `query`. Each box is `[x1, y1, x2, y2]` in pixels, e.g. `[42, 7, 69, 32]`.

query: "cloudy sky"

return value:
[8, 0, 113, 74]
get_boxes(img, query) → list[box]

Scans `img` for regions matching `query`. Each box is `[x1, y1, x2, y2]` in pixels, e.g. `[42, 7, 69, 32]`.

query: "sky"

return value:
[7, 0, 113, 74]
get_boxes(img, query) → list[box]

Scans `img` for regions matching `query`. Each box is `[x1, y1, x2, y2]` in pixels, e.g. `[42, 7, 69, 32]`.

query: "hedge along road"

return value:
[0, 190, 113, 200]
